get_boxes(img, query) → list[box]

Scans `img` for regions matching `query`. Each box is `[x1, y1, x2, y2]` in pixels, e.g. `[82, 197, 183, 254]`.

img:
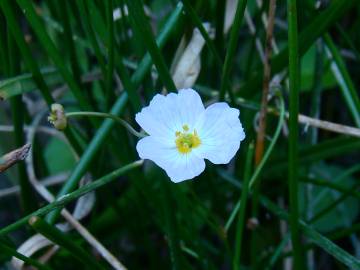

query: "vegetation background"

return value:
[0, 0, 359, 269]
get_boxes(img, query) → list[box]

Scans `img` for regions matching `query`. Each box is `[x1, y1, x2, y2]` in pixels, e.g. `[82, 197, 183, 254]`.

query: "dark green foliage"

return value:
[0, 0, 359, 269]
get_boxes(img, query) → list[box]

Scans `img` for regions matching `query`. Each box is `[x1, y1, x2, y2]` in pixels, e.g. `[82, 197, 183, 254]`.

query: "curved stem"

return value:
[65, 112, 146, 138]
[224, 94, 285, 230]
[248, 94, 285, 190]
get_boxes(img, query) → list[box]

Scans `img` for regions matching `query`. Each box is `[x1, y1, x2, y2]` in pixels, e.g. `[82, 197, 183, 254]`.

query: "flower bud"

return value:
[48, 103, 67, 130]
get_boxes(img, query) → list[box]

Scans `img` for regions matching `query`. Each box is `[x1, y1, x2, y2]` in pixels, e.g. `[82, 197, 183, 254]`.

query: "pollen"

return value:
[182, 124, 189, 131]
[175, 125, 201, 154]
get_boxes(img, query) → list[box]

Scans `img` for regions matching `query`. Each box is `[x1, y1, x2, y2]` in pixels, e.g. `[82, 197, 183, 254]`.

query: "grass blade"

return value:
[58, 1, 82, 87]
[324, 33, 360, 127]
[287, 0, 305, 268]
[181, 0, 222, 66]
[240, 0, 357, 97]
[105, 0, 115, 109]
[125, 0, 176, 91]
[221, 172, 360, 269]
[0, 160, 143, 237]
[233, 142, 254, 270]
[29, 216, 103, 269]
[15, 0, 92, 112]
[260, 197, 360, 269]
[45, 6, 182, 224]
[0, 0, 84, 155]
[219, 0, 247, 100]
[3, 5, 37, 214]
[0, 240, 52, 270]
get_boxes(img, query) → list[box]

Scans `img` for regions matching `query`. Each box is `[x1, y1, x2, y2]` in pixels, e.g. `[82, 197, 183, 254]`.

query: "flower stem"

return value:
[65, 112, 146, 138]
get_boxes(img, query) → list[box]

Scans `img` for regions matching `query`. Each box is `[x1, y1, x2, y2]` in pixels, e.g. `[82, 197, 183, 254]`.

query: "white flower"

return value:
[135, 88, 245, 183]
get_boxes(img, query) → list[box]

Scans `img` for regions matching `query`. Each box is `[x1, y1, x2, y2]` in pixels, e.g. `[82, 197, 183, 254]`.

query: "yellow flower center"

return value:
[175, 124, 201, 154]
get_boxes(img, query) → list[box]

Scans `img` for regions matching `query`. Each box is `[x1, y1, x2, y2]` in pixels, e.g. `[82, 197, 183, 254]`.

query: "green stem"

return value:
[46, 94, 128, 224]
[181, 0, 222, 66]
[58, 1, 82, 86]
[287, 0, 305, 267]
[265, 233, 291, 270]
[5, 7, 37, 214]
[249, 96, 285, 190]
[29, 216, 103, 269]
[214, 0, 225, 57]
[15, 0, 92, 113]
[225, 95, 285, 231]
[0, 0, 84, 155]
[260, 196, 360, 269]
[76, 0, 107, 82]
[233, 142, 254, 270]
[324, 33, 360, 127]
[125, 0, 177, 91]
[308, 164, 360, 223]
[219, 0, 247, 100]
[66, 111, 146, 138]
[0, 240, 52, 270]
[335, 23, 360, 62]
[301, 178, 360, 200]
[105, 0, 115, 109]
[240, 0, 356, 98]
[45, 4, 181, 225]
[0, 160, 143, 237]
[309, 181, 359, 224]
[162, 181, 181, 270]
[220, 172, 360, 269]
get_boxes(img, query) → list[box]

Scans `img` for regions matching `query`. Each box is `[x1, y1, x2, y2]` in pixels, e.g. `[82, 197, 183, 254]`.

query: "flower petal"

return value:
[136, 136, 205, 183]
[135, 89, 205, 144]
[135, 94, 178, 145]
[195, 102, 245, 164]
[176, 88, 205, 128]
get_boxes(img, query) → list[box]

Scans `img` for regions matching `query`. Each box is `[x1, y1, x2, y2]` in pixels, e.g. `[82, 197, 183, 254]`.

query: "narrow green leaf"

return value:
[125, 0, 176, 91]
[76, 0, 107, 81]
[0, 240, 52, 270]
[1, 0, 84, 155]
[324, 33, 360, 127]
[287, 0, 305, 267]
[0, 160, 143, 237]
[45, 3, 183, 225]
[58, 1, 82, 87]
[16, 0, 92, 111]
[261, 197, 360, 269]
[0, 1, 55, 104]
[29, 216, 104, 269]
[233, 142, 254, 270]
[0, 68, 60, 100]
[105, 0, 115, 109]
[181, 0, 222, 66]
[240, 0, 357, 97]
[219, 0, 247, 100]
[269, 136, 360, 172]
[4, 5, 37, 214]
[221, 172, 360, 269]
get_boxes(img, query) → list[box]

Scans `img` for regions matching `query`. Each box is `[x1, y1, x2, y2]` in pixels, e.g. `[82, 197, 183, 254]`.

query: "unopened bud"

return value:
[48, 104, 67, 130]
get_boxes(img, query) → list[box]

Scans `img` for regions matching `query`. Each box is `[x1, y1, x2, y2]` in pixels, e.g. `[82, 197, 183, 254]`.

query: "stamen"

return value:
[175, 124, 201, 154]
[182, 124, 189, 131]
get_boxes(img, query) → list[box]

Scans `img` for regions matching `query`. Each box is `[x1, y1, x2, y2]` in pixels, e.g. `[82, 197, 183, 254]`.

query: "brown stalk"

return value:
[0, 143, 31, 173]
[255, 0, 277, 166]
